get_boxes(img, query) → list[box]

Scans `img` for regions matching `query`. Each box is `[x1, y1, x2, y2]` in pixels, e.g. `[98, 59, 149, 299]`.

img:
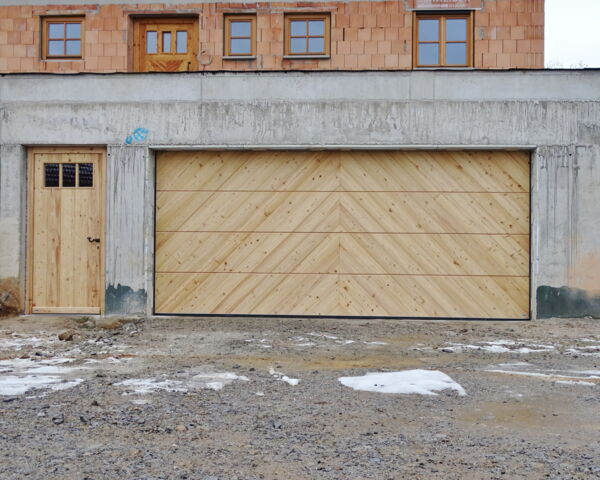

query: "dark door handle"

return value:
[87, 237, 100, 243]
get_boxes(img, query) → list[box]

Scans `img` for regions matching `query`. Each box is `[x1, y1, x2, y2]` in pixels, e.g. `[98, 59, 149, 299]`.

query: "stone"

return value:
[58, 330, 74, 341]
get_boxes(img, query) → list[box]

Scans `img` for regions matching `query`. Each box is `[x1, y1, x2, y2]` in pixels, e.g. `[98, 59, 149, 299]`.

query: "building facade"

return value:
[1, 1, 599, 321]
[0, 0, 544, 73]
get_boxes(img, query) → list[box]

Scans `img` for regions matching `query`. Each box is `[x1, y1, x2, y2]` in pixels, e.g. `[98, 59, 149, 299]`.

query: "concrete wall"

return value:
[0, 70, 598, 318]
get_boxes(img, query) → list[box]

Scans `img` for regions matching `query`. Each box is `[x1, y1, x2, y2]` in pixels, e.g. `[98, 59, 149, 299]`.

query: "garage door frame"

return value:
[150, 146, 534, 320]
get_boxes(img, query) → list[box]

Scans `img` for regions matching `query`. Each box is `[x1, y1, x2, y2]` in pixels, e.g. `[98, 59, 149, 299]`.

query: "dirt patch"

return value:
[0, 277, 20, 317]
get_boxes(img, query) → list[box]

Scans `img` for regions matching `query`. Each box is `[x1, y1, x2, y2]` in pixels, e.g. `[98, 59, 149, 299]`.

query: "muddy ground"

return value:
[0, 315, 599, 480]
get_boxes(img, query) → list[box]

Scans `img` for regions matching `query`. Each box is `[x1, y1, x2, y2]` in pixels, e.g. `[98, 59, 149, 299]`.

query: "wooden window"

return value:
[224, 15, 256, 57]
[44, 163, 93, 188]
[284, 14, 330, 56]
[42, 17, 84, 59]
[414, 13, 472, 68]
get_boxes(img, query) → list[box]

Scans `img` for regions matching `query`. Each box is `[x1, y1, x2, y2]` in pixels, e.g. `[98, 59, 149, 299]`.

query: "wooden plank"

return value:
[340, 233, 529, 276]
[156, 232, 339, 274]
[32, 307, 101, 314]
[341, 192, 529, 234]
[155, 273, 339, 315]
[156, 150, 340, 192]
[156, 191, 340, 233]
[339, 275, 530, 318]
[341, 150, 530, 193]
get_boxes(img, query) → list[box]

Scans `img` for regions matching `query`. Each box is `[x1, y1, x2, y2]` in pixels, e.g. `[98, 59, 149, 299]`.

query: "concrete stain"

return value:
[105, 284, 146, 315]
[537, 285, 600, 319]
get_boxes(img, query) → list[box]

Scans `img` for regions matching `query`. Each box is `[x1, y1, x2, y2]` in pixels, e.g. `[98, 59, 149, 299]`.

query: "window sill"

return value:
[413, 66, 474, 70]
[222, 56, 256, 60]
[283, 55, 330, 60]
[42, 58, 84, 62]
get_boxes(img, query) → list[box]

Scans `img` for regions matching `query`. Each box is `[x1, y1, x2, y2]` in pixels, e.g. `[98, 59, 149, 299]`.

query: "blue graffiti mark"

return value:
[125, 127, 149, 145]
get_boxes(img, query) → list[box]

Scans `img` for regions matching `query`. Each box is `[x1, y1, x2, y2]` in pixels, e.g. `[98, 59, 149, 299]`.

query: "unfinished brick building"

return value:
[4, 0, 598, 322]
[0, 0, 544, 73]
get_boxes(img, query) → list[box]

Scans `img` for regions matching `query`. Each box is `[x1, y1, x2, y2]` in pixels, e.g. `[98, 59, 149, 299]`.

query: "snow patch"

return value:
[566, 346, 600, 357]
[269, 367, 300, 386]
[0, 357, 84, 396]
[116, 378, 188, 394]
[442, 340, 555, 354]
[116, 371, 249, 395]
[0, 375, 83, 396]
[339, 370, 466, 396]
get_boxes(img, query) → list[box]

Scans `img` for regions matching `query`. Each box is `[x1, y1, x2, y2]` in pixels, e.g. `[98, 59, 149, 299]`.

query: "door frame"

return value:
[26, 147, 106, 315]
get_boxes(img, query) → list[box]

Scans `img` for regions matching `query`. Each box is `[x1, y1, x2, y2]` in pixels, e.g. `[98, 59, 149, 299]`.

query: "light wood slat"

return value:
[157, 232, 528, 276]
[32, 307, 101, 314]
[341, 150, 530, 193]
[341, 192, 529, 234]
[155, 150, 530, 318]
[156, 191, 340, 233]
[156, 273, 339, 315]
[339, 275, 530, 318]
[156, 232, 339, 274]
[157, 150, 340, 191]
[340, 233, 529, 276]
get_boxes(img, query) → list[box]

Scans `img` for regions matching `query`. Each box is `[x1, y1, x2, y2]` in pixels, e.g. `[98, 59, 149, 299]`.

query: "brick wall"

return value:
[0, 0, 544, 73]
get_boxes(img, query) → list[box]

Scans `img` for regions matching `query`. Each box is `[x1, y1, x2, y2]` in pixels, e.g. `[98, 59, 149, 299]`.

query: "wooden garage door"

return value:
[155, 150, 530, 318]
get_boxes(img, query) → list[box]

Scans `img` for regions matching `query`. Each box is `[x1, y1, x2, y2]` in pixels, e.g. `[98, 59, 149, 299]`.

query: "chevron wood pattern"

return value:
[155, 150, 530, 318]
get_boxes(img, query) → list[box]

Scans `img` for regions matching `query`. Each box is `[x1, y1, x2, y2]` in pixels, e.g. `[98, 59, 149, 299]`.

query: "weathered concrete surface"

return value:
[105, 146, 149, 315]
[0, 71, 599, 318]
[0, 145, 26, 314]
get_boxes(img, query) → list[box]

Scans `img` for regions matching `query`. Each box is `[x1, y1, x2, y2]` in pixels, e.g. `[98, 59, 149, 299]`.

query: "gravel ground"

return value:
[0, 315, 599, 480]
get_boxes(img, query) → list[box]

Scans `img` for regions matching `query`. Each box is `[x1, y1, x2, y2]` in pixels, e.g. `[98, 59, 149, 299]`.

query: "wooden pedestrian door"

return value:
[133, 18, 198, 72]
[29, 148, 104, 314]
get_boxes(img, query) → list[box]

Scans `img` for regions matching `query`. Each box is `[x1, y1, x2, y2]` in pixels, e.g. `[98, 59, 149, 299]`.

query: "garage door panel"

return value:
[341, 192, 529, 234]
[341, 151, 530, 193]
[157, 191, 340, 233]
[156, 273, 339, 315]
[157, 150, 339, 192]
[156, 232, 339, 274]
[155, 150, 530, 318]
[340, 275, 530, 318]
[340, 233, 529, 276]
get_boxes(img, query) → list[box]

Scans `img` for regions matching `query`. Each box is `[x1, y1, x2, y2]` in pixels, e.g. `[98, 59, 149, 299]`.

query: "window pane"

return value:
[308, 20, 324, 36]
[48, 40, 64, 56]
[446, 18, 467, 41]
[230, 38, 251, 55]
[78, 163, 93, 188]
[66, 23, 81, 39]
[176, 31, 187, 53]
[308, 37, 324, 53]
[162, 32, 171, 53]
[418, 43, 439, 65]
[446, 42, 467, 65]
[62, 164, 76, 188]
[290, 20, 306, 36]
[418, 19, 439, 41]
[44, 164, 59, 187]
[48, 23, 64, 39]
[146, 31, 157, 54]
[290, 37, 306, 54]
[65, 40, 80, 55]
[230, 21, 251, 37]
